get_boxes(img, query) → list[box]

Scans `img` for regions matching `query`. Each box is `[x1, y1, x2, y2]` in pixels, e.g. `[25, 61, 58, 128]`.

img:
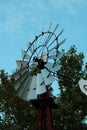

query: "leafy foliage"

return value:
[54, 45, 87, 130]
[0, 70, 36, 130]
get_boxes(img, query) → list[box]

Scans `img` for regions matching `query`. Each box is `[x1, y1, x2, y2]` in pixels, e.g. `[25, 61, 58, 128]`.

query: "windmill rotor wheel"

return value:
[12, 24, 66, 101]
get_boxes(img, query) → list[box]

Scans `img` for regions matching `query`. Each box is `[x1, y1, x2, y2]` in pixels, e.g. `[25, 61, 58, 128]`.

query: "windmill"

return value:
[12, 23, 66, 130]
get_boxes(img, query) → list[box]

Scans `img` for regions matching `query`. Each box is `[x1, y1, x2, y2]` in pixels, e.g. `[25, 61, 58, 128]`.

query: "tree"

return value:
[0, 70, 36, 130]
[54, 45, 87, 130]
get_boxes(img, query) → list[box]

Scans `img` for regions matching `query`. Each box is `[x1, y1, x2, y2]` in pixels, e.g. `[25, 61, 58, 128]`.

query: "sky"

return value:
[0, 0, 87, 74]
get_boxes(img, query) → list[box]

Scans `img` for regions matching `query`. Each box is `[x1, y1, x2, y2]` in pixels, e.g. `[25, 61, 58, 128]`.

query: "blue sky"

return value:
[0, 0, 87, 75]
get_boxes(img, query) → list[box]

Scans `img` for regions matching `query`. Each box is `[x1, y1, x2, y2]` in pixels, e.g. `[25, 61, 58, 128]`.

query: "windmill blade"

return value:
[51, 64, 61, 72]
[41, 68, 50, 78]
[45, 62, 61, 73]
[17, 75, 37, 101]
[26, 75, 37, 100]
[14, 71, 28, 90]
[16, 60, 28, 70]
[16, 75, 32, 98]
[58, 38, 66, 47]
[36, 73, 46, 95]
[46, 24, 58, 43]
[48, 55, 58, 60]
[43, 22, 52, 42]
[48, 45, 57, 52]
[44, 76, 55, 85]
[45, 27, 64, 49]
[57, 51, 64, 59]
[48, 52, 64, 60]
[78, 78, 87, 95]
[44, 24, 59, 46]
[37, 73, 44, 85]
[21, 49, 30, 60]
[48, 22, 53, 31]
[45, 62, 53, 70]
[41, 68, 55, 85]
[12, 67, 28, 81]
[36, 83, 46, 95]
[21, 75, 37, 100]
[30, 75, 37, 89]
[27, 88, 37, 100]
[48, 39, 66, 52]
[45, 24, 59, 49]
[58, 29, 64, 37]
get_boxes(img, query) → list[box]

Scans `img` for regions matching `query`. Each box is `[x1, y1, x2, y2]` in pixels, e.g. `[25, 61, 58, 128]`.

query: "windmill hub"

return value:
[33, 56, 46, 69]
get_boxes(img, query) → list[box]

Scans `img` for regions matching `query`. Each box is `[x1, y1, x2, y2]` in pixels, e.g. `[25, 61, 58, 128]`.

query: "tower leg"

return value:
[36, 107, 41, 130]
[35, 103, 54, 130]
[46, 104, 54, 130]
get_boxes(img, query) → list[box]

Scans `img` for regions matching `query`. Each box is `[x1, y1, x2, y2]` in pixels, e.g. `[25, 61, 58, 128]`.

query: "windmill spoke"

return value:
[44, 24, 59, 46]
[38, 23, 52, 57]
